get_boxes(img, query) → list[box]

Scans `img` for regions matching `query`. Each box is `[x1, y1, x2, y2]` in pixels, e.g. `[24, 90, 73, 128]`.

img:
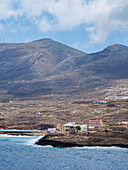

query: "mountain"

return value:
[0, 39, 85, 80]
[0, 39, 128, 99]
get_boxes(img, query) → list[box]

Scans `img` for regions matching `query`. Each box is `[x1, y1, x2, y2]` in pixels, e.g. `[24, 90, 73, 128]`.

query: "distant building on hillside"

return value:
[98, 101, 107, 104]
[118, 122, 128, 125]
[80, 125, 88, 132]
[88, 120, 104, 129]
[62, 122, 87, 133]
[47, 128, 57, 133]
[62, 122, 77, 132]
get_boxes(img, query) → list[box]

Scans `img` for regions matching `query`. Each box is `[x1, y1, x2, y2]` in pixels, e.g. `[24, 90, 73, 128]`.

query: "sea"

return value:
[0, 134, 128, 170]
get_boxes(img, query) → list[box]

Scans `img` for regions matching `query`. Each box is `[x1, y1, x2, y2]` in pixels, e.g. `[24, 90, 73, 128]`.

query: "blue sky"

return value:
[0, 0, 128, 53]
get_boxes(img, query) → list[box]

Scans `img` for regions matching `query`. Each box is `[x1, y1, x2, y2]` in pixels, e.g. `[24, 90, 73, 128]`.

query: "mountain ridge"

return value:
[0, 39, 128, 99]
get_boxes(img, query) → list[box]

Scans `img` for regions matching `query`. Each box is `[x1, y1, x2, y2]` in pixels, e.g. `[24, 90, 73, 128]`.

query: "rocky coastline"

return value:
[35, 132, 128, 148]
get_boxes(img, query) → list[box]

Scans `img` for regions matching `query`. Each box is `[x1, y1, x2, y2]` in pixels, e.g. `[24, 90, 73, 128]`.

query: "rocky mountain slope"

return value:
[0, 39, 128, 99]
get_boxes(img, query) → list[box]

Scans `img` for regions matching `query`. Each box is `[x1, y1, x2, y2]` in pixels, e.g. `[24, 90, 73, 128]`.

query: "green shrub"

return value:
[76, 126, 81, 131]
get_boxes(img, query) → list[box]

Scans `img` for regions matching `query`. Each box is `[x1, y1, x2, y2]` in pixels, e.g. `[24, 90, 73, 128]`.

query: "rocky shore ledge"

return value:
[35, 132, 128, 148]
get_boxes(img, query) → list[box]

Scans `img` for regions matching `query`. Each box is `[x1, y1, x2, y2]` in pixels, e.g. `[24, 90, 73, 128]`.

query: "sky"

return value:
[0, 0, 128, 53]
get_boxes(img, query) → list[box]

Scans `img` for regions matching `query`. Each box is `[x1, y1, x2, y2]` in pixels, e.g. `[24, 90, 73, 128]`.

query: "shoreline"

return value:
[0, 130, 128, 149]
[0, 131, 128, 149]
[35, 132, 128, 149]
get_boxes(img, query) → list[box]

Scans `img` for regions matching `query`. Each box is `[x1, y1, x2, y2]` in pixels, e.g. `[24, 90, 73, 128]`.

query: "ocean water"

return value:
[0, 135, 128, 170]
[0, 130, 42, 132]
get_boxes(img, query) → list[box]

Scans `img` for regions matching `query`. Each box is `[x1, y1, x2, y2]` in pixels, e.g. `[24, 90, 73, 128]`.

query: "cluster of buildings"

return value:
[62, 122, 87, 133]
[47, 120, 104, 134]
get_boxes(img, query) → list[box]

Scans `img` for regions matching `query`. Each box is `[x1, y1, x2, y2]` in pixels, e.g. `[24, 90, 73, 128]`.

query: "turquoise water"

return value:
[0, 129, 42, 132]
[0, 135, 128, 170]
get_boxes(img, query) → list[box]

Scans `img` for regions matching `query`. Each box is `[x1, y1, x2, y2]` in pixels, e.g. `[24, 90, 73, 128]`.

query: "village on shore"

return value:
[46, 98, 128, 135]
[47, 119, 128, 134]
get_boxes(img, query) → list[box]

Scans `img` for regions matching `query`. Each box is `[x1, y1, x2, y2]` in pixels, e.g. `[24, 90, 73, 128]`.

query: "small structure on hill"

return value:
[88, 120, 104, 129]
[62, 122, 77, 132]
[35, 112, 42, 115]
[62, 122, 87, 133]
[118, 122, 128, 125]
[80, 125, 87, 132]
[98, 101, 107, 104]
[69, 127, 77, 134]
[47, 128, 57, 133]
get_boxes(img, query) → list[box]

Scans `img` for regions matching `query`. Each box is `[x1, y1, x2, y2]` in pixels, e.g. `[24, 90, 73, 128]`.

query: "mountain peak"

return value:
[36, 38, 53, 42]
[31, 38, 53, 44]
[103, 44, 128, 52]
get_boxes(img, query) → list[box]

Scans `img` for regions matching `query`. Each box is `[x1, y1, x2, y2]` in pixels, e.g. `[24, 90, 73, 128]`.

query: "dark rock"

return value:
[35, 133, 128, 148]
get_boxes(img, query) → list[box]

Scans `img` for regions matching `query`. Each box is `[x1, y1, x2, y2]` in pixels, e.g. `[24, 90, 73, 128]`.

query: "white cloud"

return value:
[0, 0, 21, 31]
[20, 0, 51, 19]
[84, 0, 128, 43]
[0, 0, 128, 43]
[38, 17, 53, 32]
[0, 0, 21, 20]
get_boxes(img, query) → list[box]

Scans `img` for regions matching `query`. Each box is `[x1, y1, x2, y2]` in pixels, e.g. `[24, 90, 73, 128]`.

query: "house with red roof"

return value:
[88, 120, 104, 129]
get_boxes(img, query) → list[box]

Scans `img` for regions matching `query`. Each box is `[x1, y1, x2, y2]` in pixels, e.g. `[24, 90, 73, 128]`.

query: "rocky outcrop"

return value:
[35, 132, 128, 148]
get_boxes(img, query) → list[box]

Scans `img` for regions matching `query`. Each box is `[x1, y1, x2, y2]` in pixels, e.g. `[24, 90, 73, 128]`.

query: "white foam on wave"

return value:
[38, 145, 53, 148]
[72, 146, 128, 150]
[24, 136, 53, 148]
[0, 134, 11, 137]
[24, 136, 44, 146]
[0, 134, 35, 138]
[0, 134, 44, 147]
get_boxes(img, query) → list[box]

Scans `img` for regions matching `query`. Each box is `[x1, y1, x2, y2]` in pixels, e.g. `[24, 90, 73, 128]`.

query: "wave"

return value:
[72, 146, 128, 150]
[37, 145, 53, 148]
[0, 134, 44, 147]
[0, 134, 37, 138]
[23, 136, 44, 147]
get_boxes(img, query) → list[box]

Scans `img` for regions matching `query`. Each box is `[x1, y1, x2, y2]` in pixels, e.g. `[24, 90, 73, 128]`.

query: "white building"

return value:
[118, 122, 128, 125]
[62, 122, 77, 132]
[62, 122, 87, 133]
[98, 101, 107, 104]
[47, 128, 56, 133]
[79, 125, 87, 132]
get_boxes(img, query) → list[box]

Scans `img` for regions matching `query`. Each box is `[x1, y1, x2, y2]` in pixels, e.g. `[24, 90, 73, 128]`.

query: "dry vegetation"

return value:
[0, 93, 128, 130]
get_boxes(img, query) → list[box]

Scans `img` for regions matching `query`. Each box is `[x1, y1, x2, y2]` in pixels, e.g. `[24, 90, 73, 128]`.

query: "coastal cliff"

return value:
[35, 132, 128, 148]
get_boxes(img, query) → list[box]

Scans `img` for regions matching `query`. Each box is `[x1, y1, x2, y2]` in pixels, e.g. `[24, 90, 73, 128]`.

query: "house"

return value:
[98, 101, 107, 104]
[62, 122, 87, 133]
[88, 120, 104, 129]
[79, 125, 87, 132]
[62, 122, 77, 132]
[118, 122, 128, 125]
[69, 127, 77, 134]
[47, 128, 57, 133]
[35, 112, 42, 115]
